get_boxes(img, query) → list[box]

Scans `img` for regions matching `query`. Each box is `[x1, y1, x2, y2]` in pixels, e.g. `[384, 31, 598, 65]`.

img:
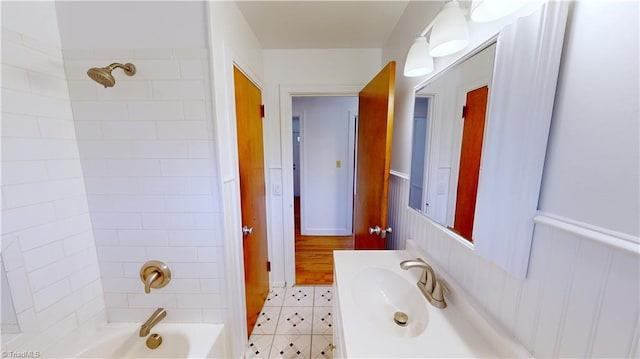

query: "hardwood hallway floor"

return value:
[294, 197, 353, 285]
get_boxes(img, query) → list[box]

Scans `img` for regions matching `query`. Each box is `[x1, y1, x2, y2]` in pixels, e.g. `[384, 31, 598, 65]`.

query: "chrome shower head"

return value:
[87, 62, 136, 88]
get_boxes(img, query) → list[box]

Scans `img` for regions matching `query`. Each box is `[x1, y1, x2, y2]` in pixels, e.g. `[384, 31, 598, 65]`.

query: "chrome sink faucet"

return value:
[400, 258, 447, 308]
[140, 308, 166, 337]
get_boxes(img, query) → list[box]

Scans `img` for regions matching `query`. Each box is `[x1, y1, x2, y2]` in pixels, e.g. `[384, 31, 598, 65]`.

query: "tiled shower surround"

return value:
[1, 27, 104, 342]
[63, 48, 226, 323]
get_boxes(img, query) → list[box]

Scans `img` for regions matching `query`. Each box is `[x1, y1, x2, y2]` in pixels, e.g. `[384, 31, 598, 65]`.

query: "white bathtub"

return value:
[44, 323, 226, 358]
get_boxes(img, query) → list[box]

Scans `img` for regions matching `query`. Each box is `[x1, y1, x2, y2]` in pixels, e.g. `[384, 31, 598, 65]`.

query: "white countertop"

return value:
[333, 248, 531, 358]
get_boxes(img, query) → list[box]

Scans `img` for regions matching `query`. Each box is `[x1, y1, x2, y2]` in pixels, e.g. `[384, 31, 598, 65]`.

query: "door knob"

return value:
[369, 225, 392, 238]
[242, 225, 254, 236]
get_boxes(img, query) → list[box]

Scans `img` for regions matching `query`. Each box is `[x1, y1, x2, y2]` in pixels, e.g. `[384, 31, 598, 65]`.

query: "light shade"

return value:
[429, 1, 470, 57]
[471, 0, 530, 23]
[404, 36, 434, 77]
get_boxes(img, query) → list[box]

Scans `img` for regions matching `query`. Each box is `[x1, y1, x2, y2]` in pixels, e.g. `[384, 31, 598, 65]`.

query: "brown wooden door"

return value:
[353, 62, 396, 249]
[453, 86, 489, 241]
[233, 66, 269, 337]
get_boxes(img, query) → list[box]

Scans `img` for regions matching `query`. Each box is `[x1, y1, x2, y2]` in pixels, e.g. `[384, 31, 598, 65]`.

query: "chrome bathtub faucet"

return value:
[140, 308, 167, 337]
[400, 258, 447, 308]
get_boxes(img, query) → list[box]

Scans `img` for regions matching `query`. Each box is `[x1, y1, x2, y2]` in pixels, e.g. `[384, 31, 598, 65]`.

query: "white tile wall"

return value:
[388, 173, 640, 358]
[64, 48, 225, 323]
[1, 28, 105, 342]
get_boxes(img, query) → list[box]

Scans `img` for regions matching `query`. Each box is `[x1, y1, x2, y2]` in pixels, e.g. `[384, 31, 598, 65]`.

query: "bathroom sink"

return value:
[350, 267, 428, 337]
[334, 249, 532, 358]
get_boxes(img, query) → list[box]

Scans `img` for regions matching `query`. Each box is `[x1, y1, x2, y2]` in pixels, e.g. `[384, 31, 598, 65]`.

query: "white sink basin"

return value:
[350, 267, 428, 337]
[333, 249, 531, 358]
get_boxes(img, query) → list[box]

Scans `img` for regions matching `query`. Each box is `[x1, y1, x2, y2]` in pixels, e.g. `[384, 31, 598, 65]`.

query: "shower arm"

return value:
[106, 63, 136, 75]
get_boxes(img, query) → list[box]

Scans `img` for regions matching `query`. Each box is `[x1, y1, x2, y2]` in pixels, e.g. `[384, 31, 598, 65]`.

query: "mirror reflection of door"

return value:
[452, 86, 489, 241]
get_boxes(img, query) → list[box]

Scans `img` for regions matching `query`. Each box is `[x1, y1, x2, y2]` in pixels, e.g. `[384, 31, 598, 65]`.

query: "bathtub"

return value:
[44, 323, 226, 358]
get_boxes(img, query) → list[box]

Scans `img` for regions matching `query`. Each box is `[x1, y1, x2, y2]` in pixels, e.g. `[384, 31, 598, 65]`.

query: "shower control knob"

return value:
[242, 225, 254, 236]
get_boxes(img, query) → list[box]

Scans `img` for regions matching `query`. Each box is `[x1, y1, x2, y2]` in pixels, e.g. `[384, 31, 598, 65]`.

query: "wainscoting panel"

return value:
[387, 173, 639, 358]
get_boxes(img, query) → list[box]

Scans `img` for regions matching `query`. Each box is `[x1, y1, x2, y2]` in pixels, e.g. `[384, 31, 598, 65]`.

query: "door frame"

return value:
[279, 85, 362, 285]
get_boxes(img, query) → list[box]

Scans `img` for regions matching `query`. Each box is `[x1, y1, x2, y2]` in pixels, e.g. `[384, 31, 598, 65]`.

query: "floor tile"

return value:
[313, 286, 333, 307]
[252, 306, 281, 335]
[269, 334, 311, 358]
[312, 307, 333, 335]
[310, 335, 333, 359]
[265, 287, 286, 307]
[276, 306, 313, 335]
[246, 334, 274, 358]
[283, 286, 315, 307]
[247, 285, 335, 358]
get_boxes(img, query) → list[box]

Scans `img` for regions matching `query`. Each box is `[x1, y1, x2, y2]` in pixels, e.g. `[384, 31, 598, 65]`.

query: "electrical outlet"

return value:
[336, 160, 342, 168]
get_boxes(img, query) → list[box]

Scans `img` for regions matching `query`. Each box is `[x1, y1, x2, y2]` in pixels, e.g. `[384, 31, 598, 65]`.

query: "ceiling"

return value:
[235, 1, 411, 49]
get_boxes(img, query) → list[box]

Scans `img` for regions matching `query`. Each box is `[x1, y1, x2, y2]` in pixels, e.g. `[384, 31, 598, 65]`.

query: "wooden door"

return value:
[233, 66, 269, 337]
[353, 62, 396, 249]
[453, 86, 489, 241]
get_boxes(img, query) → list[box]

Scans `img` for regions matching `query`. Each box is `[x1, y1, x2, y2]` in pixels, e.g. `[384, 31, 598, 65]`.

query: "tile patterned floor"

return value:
[245, 285, 334, 359]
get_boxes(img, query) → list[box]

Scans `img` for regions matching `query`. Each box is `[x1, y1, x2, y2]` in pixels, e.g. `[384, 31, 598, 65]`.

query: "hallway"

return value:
[294, 198, 352, 284]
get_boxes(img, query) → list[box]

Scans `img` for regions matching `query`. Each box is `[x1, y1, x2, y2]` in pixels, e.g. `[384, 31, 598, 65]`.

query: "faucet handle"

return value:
[432, 280, 444, 302]
[140, 261, 171, 294]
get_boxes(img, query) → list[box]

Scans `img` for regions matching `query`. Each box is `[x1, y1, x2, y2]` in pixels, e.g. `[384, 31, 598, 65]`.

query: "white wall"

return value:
[538, 1, 639, 237]
[1, 1, 105, 349]
[294, 96, 357, 235]
[206, 2, 265, 357]
[385, 1, 639, 357]
[263, 49, 382, 285]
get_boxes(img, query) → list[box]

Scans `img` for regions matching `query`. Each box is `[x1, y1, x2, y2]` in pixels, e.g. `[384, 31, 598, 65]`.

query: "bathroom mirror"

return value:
[409, 42, 496, 242]
[407, 1, 569, 278]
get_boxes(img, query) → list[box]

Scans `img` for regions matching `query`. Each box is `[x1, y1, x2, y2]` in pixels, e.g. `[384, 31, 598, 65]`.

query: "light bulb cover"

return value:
[429, 0, 470, 57]
[404, 36, 434, 77]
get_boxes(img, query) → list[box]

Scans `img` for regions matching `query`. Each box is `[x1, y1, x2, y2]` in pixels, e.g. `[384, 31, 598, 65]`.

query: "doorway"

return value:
[281, 61, 396, 286]
[292, 96, 356, 284]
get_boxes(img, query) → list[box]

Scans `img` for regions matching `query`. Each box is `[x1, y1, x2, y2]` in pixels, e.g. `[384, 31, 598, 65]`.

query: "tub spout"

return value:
[140, 308, 166, 337]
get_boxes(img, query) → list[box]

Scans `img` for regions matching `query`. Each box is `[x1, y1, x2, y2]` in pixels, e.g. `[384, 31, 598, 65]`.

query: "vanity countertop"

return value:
[333, 248, 531, 358]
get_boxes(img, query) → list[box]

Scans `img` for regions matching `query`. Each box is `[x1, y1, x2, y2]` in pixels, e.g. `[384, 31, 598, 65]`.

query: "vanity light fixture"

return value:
[403, 0, 469, 77]
[429, 0, 470, 57]
[403, 0, 544, 77]
[404, 36, 434, 77]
